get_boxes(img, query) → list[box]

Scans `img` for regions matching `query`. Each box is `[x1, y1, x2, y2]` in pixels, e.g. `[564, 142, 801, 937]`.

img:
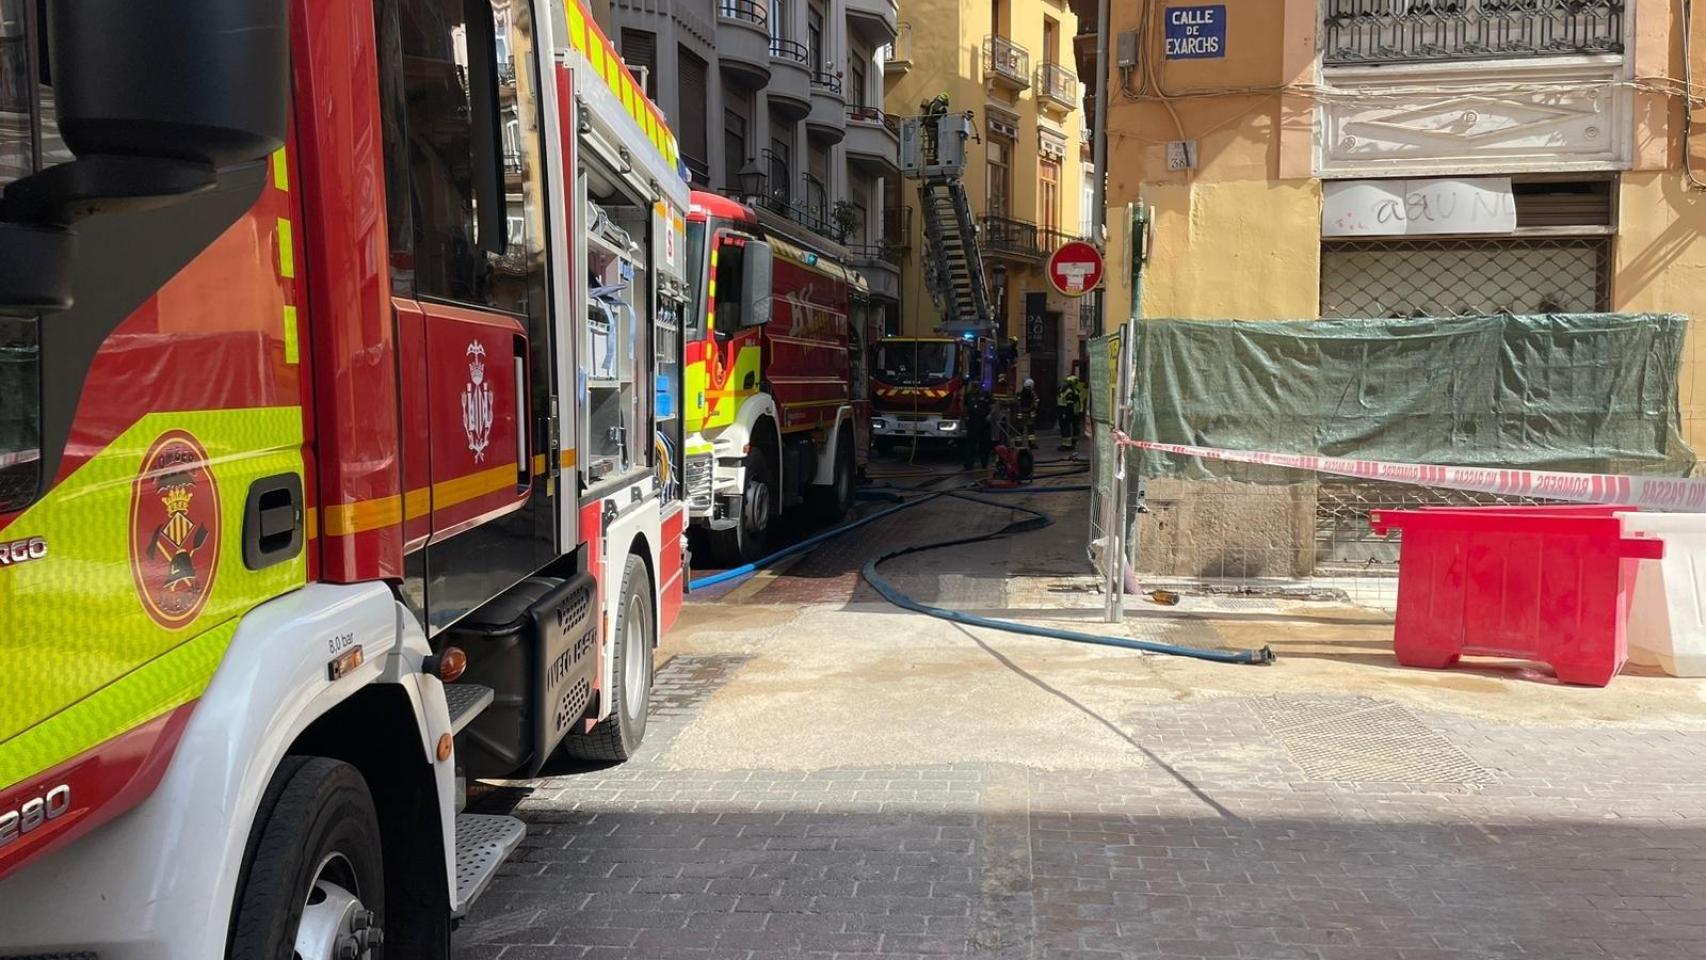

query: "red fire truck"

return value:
[0, 0, 688, 956]
[869, 336, 991, 453]
[681, 191, 872, 563]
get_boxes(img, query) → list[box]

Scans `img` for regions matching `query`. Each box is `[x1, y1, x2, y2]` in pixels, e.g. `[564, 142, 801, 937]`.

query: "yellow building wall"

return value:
[885, 0, 1085, 346]
[1100, 0, 1318, 325]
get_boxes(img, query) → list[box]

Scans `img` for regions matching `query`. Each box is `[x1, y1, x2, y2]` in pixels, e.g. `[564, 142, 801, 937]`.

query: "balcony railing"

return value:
[717, 0, 767, 29]
[847, 104, 899, 134]
[983, 35, 1030, 87]
[770, 37, 808, 62]
[1036, 61, 1077, 107]
[1322, 0, 1625, 67]
[811, 69, 843, 93]
[980, 214, 1043, 259]
[846, 239, 902, 265]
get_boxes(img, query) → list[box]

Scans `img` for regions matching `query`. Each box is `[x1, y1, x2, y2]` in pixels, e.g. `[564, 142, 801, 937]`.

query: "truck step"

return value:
[452, 813, 526, 917]
[445, 683, 495, 735]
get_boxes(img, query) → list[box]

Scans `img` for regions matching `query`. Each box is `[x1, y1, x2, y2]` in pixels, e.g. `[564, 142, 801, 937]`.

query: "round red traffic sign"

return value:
[1047, 240, 1104, 297]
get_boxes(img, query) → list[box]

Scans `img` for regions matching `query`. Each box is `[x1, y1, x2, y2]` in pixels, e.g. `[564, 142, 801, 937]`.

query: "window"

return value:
[875, 341, 957, 387]
[808, 5, 824, 70]
[677, 47, 709, 181]
[1042, 16, 1057, 64]
[0, 0, 63, 512]
[375, 0, 548, 315]
[684, 220, 707, 339]
[990, 0, 1006, 37]
[768, 136, 792, 203]
[1039, 156, 1060, 235]
[712, 236, 748, 330]
[724, 109, 747, 190]
[986, 137, 1012, 218]
[621, 28, 657, 100]
[849, 60, 867, 108]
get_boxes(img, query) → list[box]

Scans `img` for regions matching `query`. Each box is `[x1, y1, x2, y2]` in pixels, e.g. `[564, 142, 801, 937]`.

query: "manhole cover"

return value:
[1248, 695, 1492, 784]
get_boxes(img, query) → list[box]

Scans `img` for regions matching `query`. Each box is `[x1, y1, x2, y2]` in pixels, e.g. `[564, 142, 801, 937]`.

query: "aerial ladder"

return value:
[899, 108, 995, 339]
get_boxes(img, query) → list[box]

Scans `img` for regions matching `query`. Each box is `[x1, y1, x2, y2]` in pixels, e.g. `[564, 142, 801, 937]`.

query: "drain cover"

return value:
[1249, 695, 1492, 784]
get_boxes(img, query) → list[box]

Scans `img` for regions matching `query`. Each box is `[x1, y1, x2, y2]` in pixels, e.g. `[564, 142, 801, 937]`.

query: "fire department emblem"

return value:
[462, 340, 495, 462]
[129, 431, 220, 628]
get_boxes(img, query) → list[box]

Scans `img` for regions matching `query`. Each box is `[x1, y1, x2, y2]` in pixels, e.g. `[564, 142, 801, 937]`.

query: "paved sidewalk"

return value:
[455, 477, 1706, 960]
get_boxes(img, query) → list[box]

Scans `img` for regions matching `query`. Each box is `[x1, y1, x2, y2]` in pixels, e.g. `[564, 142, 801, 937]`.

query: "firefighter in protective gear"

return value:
[960, 379, 993, 470]
[1016, 378, 1039, 450]
[1056, 374, 1087, 450]
[919, 92, 951, 163]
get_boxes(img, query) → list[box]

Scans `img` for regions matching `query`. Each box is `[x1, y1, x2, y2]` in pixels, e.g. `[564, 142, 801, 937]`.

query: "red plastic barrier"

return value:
[1369, 505, 1663, 687]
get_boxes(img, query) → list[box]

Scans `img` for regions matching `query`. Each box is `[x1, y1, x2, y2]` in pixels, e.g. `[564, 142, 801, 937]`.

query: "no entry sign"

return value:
[1047, 240, 1104, 297]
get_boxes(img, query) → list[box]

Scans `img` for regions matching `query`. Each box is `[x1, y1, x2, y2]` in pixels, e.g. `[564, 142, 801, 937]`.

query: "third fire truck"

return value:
[0, 0, 688, 956]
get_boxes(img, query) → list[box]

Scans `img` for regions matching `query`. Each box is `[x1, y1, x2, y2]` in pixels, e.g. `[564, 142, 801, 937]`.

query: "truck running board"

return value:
[452, 813, 526, 917]
[444, 683, 496, 735]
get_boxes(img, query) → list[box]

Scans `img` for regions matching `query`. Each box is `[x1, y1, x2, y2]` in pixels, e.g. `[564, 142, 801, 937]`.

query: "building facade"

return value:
[1100, 0, 1706, 448]
[884, 0, 1089, 401]
[600, 0, 901, 318]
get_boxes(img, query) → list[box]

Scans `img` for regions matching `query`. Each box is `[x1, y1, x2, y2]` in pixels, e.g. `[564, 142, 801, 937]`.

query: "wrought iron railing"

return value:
[718, 0, 768, 29]
[1036, 61, 1077, 106]
[846, 105, 899, 134]
[769, 37, 807, 62]
[811, 69, 843, 93]
[846, 240, 902, 265]
[799, 174, 830, 234]
[983, 35, 1030, 86]
[1322, 0, 1626, 66]
[980, 214, 1044, 259]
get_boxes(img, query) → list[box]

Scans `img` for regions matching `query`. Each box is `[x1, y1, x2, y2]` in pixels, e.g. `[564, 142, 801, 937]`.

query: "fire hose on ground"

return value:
[685, 480, 1275, 667]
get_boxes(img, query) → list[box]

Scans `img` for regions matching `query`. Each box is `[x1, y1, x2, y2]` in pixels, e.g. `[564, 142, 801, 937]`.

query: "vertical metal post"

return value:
[1103, 204, 1146, 622]
[1102, 325, 1128, 623]
[1088, 0, 1112, 336]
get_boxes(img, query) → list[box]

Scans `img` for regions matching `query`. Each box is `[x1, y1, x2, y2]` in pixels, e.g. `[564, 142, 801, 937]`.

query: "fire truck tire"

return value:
[228, 756, 387, 960]
[564, 554, 654, 762]
[709, 448, 772, 565]
[811, 428, 855, 522]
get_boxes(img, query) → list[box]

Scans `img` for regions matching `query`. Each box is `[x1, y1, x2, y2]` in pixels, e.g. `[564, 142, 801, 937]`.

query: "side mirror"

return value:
[741, 241, 774, 328]
[0, 0, 288, 313]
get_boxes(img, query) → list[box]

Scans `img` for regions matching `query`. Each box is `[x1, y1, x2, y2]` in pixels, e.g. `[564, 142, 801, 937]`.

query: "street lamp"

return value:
[737, 159, 764, 204]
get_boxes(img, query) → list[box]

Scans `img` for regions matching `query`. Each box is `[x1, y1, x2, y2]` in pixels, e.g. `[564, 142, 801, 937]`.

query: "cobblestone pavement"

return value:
[455, 475, 1706, 960]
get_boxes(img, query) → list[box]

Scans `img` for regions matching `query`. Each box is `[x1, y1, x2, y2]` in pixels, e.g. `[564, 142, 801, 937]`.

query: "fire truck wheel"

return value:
[564, 554, 653, 762]
[709, 447, 772, 565]
[811, 429, 855, 523]
[228, 756, 386, 960]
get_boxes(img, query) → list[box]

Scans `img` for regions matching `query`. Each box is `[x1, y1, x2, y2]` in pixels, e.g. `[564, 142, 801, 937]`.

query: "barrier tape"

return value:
[1112, 432, 1706, 512]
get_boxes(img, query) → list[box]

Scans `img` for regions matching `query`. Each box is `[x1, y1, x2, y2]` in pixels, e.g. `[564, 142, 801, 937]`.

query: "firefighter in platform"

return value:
[1056, 374, 1087, 450]
[919, 92, 950, 163]
[1016, 377, 1039, 450]
[960, 377, 993, 470]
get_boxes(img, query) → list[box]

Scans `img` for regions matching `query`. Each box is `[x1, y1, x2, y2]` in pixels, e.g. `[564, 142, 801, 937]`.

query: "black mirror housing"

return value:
[49, 0, 288, 168]
[742, 241, 774, 328]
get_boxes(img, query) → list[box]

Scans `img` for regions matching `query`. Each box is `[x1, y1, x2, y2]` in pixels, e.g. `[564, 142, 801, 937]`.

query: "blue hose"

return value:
[687, 490, 952, 591]
[687, 482, 1274, 666]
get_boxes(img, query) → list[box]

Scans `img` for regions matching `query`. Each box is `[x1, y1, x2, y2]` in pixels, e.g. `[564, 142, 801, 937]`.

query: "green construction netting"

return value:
[1094, 313, 1696, 481]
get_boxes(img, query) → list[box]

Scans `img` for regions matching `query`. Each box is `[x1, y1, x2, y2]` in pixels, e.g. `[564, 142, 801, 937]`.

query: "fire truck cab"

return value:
[0, 0, 687, 956]
[869, 336, 991, 452]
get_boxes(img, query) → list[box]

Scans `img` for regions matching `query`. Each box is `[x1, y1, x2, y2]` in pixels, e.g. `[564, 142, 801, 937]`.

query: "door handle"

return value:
[243, 473, 304, 570]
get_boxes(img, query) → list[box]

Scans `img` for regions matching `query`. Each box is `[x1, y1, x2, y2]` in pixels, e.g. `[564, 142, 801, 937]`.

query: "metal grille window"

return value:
[1320, 238, 1611, 319]
[1323, 0, 1626, 66]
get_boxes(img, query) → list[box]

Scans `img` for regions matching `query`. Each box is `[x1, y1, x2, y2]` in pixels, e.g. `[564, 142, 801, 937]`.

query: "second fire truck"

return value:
[681, 192, 874, 563]
[0, 0, 688, 956]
